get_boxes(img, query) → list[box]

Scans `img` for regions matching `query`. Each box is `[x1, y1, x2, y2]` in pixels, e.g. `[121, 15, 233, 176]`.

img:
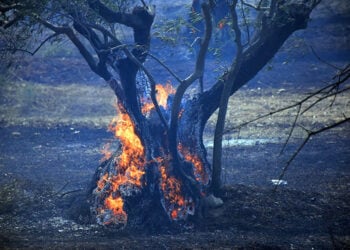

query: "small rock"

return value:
[271, 179, 288, 185]
[204, 194, 224, 209]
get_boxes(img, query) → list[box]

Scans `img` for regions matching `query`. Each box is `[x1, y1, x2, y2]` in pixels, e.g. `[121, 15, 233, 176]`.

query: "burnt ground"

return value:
[0, 124, 349, 249]
[0, 80, 349, 249]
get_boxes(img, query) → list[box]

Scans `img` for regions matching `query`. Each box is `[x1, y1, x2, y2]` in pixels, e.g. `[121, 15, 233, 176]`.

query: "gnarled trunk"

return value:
[69, 0, 320, 229]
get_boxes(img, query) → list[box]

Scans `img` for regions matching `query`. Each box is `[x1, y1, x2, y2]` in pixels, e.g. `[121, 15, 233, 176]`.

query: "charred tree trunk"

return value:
[0, 0, 321, 230]
[66, 0, 320, 229]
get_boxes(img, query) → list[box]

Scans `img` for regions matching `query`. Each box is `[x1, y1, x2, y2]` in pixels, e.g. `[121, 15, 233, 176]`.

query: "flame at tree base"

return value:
[93, 103, 146, 226]
[93, 83, 209, 226]
[158, 158, 196, 221]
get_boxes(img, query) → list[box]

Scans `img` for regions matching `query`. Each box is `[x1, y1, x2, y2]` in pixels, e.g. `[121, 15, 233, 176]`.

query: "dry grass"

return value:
[0, 81, 349, 140]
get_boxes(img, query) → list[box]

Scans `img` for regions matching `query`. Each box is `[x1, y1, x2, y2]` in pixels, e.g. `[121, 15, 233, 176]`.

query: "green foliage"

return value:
[153, 16, 192, 46]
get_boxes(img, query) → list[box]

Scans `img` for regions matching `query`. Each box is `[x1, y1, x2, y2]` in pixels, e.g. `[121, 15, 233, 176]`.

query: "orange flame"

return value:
[158, 159, 194, 220]
[100, 143, 112, 162]
[97, 173, 109, 191]
[95, 103, 146, 225]
[218, 20, 225, 30]
[141, 81, 175, 115]
[156, 82, 175, 109]
[178, 143, 209, 185]
[105, 195, 127, 224]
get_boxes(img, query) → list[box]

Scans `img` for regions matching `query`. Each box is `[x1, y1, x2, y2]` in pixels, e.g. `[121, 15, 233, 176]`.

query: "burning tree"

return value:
[1, 0, 322, 228]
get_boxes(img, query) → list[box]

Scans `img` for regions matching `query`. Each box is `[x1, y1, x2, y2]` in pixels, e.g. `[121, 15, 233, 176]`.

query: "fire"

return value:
[105, 195, 127, 224]
[158, 159, 195, 220]
[155, 82, 175, 109]
[97, 173, 109, 191]
[95, 80, 206, 224]
[100, 143, 112, 162]
[141, 81, 175, 115]
[218, 19, 226, 29]
[178, 143, 209, 185]
[95, 103, 146, 225]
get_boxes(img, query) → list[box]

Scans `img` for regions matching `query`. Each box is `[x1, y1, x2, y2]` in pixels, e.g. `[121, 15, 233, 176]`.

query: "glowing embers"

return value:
[178, 143, 209, 185]
[141, 82, 175, 115]
[158, 158, 195, 220]
[94, 104, 146, 226]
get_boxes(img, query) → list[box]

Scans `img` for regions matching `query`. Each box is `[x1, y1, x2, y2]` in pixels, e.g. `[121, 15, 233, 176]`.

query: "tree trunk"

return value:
[69, 0, 320, 229]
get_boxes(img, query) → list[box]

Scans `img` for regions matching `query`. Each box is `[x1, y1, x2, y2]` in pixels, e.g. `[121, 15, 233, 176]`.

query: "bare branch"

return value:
[168, 2, 212, 157]
[310, 46, 342, 70]
[140, 0, 147, 8]
[146, 53, 183, 84]
[0, 3, 23, 12]
[280, 104, 301, 155]
[1, 32, 61, 56]
[240, 0, 251, 46]
[241, 0, 269, 10]
[275, 117, 350, 191]
[88, 0, 150, 28]
[224, 64, 350, 135]
[212, 0, 243, 193]
[36, 17, 112, 80]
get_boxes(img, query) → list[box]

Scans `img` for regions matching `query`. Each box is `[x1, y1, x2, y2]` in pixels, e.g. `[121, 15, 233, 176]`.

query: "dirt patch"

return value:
[0, 62, 349, 249]
[0, 177, 349, 249]
[0, 122, 349, 248]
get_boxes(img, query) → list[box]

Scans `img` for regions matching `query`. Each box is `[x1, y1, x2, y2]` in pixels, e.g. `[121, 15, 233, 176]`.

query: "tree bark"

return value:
[83, 0, 320, 228]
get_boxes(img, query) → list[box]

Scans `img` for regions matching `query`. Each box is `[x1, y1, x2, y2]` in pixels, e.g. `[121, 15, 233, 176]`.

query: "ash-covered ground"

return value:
[1, 0, 350, 248]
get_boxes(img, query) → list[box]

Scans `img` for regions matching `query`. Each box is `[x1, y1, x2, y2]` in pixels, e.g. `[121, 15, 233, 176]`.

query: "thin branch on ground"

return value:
[53, 182, 70, 196]
[60, 188, 84, 197]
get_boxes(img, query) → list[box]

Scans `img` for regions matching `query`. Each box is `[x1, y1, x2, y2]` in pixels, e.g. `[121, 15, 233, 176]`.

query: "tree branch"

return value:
[224, 64, 350, 136]
[2, 32, 60, 56]
[198, 0, 322, 124]
[88, 0, 147, 28]
[122, 46, 168, 129]
[241, 0, 269, 10]
[212, 0, 243, 193]
[168, 2, 212, 158]
[146, 52, 183, 84]
[0, 3, 24, 13]
[274, 117, 350, 191]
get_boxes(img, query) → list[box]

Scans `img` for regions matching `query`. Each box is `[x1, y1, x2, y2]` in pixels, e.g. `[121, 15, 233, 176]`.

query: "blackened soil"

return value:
[0, 125, 349, 249]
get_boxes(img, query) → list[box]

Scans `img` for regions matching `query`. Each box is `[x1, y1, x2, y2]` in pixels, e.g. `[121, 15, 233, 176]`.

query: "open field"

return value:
[0, 79, 349, 248]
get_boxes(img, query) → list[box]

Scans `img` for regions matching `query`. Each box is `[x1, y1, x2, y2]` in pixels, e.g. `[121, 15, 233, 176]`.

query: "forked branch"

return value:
[274, 117, 350, 191]
[168, 2, 212, 153]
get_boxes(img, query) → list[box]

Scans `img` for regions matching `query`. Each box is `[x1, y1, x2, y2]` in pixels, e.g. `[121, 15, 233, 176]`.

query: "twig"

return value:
[54, 182, 70, 196]
[274, 117, 350, 191]
[224, 64, 350, 135]
[240, 0, 269, 10]
[5, 33, 60, 56]
[140, 0, 147, 8]
[146, 52, 183, 84]
[60, 188, 84, 197]
[310, 46, 342, 70]
[280, 104, 301, 155]
[240, 0, 251, 45]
